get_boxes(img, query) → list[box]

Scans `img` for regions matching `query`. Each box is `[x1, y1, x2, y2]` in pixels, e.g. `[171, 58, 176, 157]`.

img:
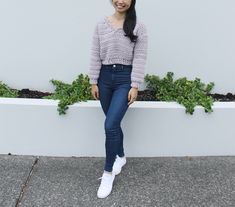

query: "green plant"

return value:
[44, 74, 93, 115]
[0, 72, 217, 115]
[0, 81, 18, 98]
[144, 72, 215, 114]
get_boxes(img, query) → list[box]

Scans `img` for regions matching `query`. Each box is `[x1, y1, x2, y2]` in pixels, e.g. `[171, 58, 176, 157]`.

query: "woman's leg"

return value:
[98, 82, 124, 157]
[103, 84, 130, 172]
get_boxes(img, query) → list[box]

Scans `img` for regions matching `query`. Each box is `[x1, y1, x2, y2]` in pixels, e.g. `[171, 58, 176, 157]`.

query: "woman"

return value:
[88, 0, 148, 198]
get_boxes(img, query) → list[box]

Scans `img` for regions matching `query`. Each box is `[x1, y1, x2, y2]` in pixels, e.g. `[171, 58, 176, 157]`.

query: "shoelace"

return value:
[97, 174, 111, 180]
[97, 173, 114, 181]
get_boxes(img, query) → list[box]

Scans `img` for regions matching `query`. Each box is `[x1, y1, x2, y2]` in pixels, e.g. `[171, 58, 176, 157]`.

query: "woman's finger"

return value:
[92, 91, 95, 99]
[128, 95, 134, 105]
[128, 91, 131, 101]
[93, 91, 97, 100]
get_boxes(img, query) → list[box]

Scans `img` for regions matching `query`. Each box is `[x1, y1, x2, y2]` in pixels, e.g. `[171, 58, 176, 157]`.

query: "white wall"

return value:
[0, 0, 235, 93]
[1, 99, 235, 157]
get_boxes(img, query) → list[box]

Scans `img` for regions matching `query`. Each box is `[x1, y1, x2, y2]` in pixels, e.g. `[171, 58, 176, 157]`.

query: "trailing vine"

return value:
[144, 72, 215, 114]
[44, 74, 93, 115]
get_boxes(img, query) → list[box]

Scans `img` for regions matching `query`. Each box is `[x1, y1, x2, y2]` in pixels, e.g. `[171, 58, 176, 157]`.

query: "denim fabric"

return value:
[97, 64, 132, 172]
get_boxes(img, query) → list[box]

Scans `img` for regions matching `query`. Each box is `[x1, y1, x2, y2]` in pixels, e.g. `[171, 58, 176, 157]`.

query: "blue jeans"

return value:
[97, 64, 132, 172]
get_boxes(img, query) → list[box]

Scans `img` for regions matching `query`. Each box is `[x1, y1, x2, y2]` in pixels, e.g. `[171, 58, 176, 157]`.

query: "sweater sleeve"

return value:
[131, 23, 148, 89]
[88, 23, 102, 85]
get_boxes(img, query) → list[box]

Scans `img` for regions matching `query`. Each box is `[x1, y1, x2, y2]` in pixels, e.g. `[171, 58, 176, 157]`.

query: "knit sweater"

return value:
[88, 16, 148, 89]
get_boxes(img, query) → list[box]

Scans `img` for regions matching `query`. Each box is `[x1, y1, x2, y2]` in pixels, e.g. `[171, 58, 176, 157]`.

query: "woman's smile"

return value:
[116, 3, 126, 9]
[112, 0, 132, 12]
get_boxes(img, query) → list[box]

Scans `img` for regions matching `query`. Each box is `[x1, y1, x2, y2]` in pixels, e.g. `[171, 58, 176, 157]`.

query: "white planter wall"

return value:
[0, 98, 235, 157]
[0, 0, 235, 93]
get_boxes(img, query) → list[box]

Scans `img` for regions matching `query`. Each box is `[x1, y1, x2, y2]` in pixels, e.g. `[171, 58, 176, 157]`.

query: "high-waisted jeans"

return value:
[97, 64, 132, 172]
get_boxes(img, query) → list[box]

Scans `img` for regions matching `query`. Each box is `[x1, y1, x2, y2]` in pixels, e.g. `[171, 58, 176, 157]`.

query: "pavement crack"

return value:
[15, 156, 39, 207]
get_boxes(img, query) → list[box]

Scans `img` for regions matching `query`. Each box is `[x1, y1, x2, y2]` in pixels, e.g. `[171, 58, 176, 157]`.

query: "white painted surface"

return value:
[1, 98, 235, 157]
[0, 0, 235, 93]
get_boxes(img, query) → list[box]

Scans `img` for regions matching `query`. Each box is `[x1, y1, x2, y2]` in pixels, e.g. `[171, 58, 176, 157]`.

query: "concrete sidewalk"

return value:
[0, 154, 234, 207]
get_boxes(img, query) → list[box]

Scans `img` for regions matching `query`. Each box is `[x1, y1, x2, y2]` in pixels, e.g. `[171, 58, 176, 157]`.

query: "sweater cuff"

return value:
[89, 79, 98, 85]
[131, 82, 141, 89]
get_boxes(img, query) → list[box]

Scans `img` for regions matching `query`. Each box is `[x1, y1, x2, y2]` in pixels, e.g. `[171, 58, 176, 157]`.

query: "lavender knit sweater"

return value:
[88, 16, 148, 89]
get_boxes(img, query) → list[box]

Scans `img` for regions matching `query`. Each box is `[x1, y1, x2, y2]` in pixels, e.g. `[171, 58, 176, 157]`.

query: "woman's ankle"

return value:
[104, 170, 112, 174]
[118, 154, 125, 158]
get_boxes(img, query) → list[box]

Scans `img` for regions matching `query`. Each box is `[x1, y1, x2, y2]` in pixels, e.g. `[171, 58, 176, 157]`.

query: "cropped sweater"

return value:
[88, 16, 148, 89]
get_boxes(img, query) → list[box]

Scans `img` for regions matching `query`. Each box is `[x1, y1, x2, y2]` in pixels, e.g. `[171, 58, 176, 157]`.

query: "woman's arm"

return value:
[131, 23, 148, 89]
[88, 23, 102, 85]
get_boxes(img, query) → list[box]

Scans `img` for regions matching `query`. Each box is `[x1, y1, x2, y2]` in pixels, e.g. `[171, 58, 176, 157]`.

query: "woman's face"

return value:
[112, 0, 132, 13]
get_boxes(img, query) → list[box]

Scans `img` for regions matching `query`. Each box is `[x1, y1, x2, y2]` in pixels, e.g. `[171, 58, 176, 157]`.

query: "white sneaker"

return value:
[112, 155, 126, 175]
[97, 171, 115, 198]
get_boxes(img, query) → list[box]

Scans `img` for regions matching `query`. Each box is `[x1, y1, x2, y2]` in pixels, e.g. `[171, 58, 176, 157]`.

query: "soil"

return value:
[17, 89, 53, 99]
[15, 88, 235, 102]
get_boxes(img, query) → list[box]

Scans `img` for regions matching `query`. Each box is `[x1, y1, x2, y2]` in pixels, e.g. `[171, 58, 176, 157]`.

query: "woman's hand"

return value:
[128, 87, 138, 105]
[91, 84, 99, 100]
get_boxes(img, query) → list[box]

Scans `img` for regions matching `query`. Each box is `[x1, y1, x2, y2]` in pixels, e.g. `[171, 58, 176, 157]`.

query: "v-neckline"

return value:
[105, 16, 123, 31]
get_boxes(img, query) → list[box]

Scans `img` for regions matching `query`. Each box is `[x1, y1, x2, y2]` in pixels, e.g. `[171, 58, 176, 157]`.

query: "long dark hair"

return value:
[111, 0, 138, 42]
[124, 0, 138, 42]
